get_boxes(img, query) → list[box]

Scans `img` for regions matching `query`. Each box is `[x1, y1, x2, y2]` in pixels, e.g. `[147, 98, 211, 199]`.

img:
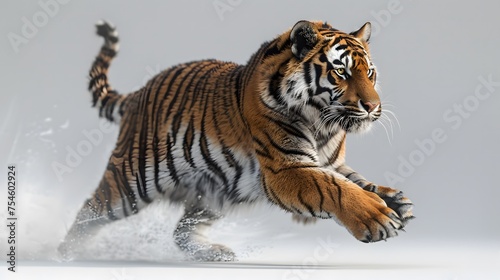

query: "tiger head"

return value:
[263, 20, 381, 135]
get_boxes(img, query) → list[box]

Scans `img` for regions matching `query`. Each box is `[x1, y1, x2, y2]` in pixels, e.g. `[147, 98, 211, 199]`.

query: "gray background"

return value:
[1, 0, 499, 266]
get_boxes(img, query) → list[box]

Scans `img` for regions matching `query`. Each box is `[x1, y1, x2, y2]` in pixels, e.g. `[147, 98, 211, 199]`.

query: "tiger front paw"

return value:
[342, 189, 405, 243]
[365, 185, 414, 226]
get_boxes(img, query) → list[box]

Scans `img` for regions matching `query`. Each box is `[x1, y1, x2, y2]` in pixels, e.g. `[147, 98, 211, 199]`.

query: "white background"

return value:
[1, 0, 499, 279]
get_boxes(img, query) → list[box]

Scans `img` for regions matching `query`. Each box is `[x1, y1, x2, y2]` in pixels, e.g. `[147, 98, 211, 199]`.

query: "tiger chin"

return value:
[58, 19, 414, 262]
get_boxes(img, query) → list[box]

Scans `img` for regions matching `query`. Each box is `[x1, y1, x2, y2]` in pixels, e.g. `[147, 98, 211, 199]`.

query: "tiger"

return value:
[58, 19, 414, 262]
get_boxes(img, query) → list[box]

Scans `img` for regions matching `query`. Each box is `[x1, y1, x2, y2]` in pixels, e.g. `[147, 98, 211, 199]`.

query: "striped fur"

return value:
[59, 20, 413, 261]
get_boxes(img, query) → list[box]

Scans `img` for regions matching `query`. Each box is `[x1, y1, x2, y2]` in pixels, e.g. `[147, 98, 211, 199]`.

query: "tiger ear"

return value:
[351, 22, 372, 43]
[290, 20, 319, 60]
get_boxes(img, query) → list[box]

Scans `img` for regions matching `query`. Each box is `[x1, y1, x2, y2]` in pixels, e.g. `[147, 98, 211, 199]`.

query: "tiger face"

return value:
[280, 21, 381, 135]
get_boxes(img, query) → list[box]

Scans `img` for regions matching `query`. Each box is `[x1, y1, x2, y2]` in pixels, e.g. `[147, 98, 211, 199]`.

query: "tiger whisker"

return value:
[377, 118, 393, 145]
[314, 112, 336, 137]
[381, 102, 396, 108]
[382, 108, 401, 131]
[380, 114, 394, 139]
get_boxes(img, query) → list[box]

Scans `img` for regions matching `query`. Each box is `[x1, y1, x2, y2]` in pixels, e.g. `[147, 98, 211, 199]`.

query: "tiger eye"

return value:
[335, 68, 345, 76]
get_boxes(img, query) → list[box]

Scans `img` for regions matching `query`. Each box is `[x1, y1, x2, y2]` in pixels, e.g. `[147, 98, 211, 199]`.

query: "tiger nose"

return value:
[361, 101, 380, 113]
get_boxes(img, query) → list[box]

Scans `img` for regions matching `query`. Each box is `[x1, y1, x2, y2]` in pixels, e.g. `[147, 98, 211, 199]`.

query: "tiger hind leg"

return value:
[173, 205, 235, 262]
[58, 197, 112, 260]
[58, 169, 141, 260]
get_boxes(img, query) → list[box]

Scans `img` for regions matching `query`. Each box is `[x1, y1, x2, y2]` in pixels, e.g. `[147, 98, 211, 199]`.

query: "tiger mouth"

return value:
[342, 114, 374, 133]
[322, 106, 381, 133]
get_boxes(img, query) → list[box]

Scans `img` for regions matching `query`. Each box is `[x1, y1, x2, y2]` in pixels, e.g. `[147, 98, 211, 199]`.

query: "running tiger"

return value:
[59, 20, 414, 261]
